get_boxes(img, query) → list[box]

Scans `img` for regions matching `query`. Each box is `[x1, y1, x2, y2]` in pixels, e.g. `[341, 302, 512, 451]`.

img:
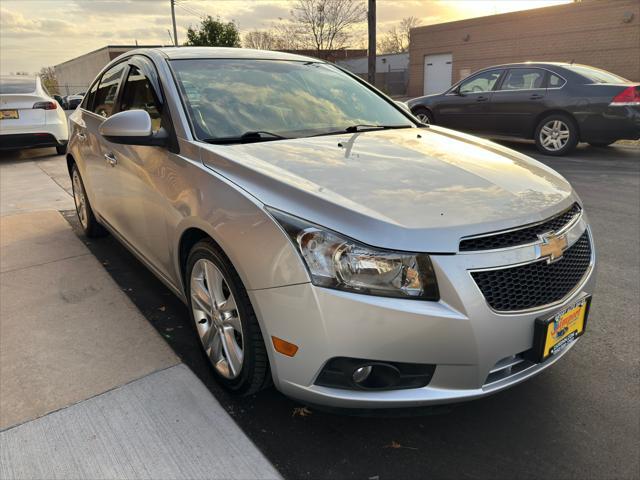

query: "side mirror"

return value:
[99, 109, 167, 147]
[395, 100, 410, 112]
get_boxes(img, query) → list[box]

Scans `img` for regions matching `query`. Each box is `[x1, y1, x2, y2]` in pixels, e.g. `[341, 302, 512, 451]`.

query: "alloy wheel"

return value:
[539, 120, 570, 152]
[416, 112, 431, 124]
[190, 258, 244, 379]
[72, 169, 88, 229]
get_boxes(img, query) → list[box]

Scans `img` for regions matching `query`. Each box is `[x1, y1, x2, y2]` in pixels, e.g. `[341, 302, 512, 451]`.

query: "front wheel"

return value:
[534, 114, 578, 156]
[186, 239, 271, 395]
[412, 107, 433, 125]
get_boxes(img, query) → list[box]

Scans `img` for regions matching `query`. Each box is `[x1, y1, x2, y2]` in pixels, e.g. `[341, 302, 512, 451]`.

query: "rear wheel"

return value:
[534, 114, 578, 156]
[186, 239, 271, 395]
[71, 164, 107, 237]
[412, 107, 433, 125]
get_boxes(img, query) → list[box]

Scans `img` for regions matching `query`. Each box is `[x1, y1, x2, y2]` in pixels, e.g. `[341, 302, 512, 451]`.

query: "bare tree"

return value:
[244, 30, 282, 50]
[290, 0, 367, 53]
[378, 16, 421, 54]
[39, 66, 59, 94]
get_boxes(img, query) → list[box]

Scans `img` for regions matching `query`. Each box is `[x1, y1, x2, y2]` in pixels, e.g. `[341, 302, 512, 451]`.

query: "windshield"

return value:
[0, 77, 36, 94]
[170, 59, 413, 141]
[566, 65, 629, 84]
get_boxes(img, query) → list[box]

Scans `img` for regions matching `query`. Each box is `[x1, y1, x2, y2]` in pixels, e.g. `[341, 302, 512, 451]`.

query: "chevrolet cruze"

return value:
[67, 48, 596, 408]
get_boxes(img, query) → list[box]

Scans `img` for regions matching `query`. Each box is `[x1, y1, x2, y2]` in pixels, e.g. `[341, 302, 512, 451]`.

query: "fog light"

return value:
[352, 365, 373, 384]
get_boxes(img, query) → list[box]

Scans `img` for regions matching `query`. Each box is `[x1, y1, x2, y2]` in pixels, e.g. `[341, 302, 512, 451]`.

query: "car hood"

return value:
[407, 94, 441, 107]
[200, 126, 575, 252]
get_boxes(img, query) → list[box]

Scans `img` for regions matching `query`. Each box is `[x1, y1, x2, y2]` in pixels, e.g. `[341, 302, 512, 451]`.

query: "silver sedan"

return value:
[66, 47, 596, 409]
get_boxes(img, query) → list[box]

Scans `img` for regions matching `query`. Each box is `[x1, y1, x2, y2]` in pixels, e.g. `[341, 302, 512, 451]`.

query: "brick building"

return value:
[408, 0, 640, 97]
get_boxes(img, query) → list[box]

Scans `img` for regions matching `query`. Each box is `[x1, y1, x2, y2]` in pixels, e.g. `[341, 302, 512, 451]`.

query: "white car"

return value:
[0, 75, 68, 154]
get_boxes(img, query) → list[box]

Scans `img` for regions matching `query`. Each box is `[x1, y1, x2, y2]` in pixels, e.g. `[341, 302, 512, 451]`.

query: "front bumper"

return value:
[249, 215, 596, 408]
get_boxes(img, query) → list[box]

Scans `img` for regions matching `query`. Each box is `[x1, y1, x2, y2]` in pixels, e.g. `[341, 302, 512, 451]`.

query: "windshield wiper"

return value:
[344, 124, 412, 133]
[202, 130, 290, 145]
[310, 124, 413, 137]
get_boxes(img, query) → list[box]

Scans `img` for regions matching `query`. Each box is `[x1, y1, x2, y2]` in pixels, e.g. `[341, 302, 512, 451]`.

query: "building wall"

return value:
[54, 46, 160, 95]
[337, 53, 409, 74]
[408, 0, 640, 97]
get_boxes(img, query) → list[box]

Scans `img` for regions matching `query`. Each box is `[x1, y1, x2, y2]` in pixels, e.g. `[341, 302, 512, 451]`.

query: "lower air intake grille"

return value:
[471, 230, 592, 312]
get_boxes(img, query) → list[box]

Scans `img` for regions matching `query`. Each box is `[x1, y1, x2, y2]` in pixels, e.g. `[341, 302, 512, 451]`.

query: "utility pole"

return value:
[367, 0, 376, 85]
[170, 0, 178, 47]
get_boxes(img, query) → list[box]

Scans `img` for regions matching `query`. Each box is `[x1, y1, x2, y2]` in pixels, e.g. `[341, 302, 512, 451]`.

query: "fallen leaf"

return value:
[384, 440, 417, 450]
[292, 406, 312, 417]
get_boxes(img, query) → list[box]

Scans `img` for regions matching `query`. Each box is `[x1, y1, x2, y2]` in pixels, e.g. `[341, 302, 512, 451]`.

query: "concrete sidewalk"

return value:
[0, 149, 280, 479]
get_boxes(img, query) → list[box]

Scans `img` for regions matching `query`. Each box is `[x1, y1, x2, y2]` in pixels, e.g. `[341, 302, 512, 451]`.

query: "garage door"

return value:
[423, 54, 452, 95]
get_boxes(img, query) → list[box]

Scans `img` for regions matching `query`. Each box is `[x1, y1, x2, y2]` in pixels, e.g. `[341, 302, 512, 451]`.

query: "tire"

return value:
[70, 164, 107, 238]
[589, 141, 615, 148]
[56, 143, 67, 155]
[534, 113, 578, 156]
[186, 239, 271, 396]
[412, 107, 434, 125]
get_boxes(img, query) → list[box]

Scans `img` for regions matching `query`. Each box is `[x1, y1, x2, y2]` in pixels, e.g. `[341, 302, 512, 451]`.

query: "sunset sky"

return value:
[0, 0, 571, 74]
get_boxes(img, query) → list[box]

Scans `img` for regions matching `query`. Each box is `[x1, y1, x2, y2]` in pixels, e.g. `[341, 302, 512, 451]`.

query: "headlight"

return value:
[268, 208, 439, 300]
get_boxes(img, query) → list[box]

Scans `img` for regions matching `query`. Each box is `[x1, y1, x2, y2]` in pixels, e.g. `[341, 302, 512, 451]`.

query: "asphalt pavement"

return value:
[56, 141, 640, 480]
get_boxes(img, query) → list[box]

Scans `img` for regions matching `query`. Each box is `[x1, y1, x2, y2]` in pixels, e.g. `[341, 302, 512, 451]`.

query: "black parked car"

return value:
[408, 63, 640, 156]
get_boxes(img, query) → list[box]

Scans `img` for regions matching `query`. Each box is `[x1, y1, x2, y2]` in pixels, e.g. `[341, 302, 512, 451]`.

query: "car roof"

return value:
[121, 47, 323, 64]
[478, 62, 572, 70]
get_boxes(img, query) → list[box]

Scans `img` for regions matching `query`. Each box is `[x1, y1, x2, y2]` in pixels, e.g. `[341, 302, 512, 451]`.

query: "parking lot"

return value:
[3, 142, 635, 479]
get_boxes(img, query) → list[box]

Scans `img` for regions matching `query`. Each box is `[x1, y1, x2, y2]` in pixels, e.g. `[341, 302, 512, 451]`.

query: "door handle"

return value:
[530, 94, 544, 100]
[104, 152, 117, 167]
[476, 96, 489, 102]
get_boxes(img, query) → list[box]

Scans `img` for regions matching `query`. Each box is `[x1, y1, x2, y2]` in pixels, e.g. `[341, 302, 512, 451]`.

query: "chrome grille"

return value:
[471, 230, 592, 312]
[460, 203, 581, 252]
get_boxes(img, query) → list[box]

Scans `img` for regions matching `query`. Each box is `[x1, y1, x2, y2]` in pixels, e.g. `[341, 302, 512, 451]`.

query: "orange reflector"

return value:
[272, 336, 299, 357]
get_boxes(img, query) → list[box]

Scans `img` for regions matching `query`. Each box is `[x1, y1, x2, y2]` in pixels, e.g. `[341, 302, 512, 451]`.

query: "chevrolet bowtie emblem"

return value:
[538, 232, 568, 263]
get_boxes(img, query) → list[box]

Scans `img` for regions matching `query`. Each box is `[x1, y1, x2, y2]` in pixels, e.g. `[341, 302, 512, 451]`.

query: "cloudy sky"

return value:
[1, 0, 569, 74]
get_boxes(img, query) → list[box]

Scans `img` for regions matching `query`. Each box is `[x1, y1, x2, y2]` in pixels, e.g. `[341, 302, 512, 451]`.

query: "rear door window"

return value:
[92, 63, 126, 117]
[501, 69, 546, 90]
[82, 80, 99, 111]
